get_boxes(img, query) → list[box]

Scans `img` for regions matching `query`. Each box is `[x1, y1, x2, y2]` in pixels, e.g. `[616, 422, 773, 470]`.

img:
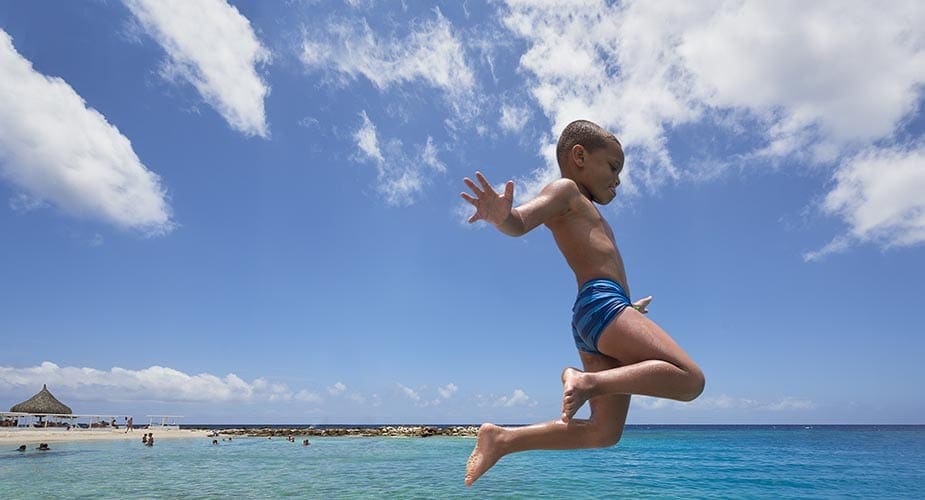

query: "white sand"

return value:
[0, 428, 210, 445]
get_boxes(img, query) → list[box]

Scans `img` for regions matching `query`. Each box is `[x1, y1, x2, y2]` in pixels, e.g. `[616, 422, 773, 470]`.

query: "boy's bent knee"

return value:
[679, 368, 705, 402]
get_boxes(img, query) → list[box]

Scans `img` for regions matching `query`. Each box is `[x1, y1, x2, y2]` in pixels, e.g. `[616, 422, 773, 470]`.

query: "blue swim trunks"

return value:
[572, 278, 632, 355]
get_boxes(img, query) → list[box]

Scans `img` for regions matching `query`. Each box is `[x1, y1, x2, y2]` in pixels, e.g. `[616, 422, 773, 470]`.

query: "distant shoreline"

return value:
[0, 428, 209, 445]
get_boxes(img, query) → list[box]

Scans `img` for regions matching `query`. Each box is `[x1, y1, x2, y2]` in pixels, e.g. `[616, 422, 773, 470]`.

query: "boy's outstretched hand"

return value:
[461, 171, 515, 226]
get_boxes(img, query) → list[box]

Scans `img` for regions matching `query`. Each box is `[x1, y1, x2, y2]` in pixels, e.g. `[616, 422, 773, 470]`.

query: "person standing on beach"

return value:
[125, 416, 133, 433]
[460, 120, 705, 486]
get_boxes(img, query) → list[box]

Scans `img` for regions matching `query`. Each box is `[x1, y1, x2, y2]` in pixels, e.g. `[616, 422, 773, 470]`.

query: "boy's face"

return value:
[580, 139, 624, 205]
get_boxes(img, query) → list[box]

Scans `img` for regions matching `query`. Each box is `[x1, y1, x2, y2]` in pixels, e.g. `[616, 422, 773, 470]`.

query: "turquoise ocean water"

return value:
[1, 426, 922, 498]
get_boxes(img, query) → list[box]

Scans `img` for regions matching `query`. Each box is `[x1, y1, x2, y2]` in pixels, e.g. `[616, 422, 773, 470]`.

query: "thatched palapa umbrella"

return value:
[10, 384, 72, 415]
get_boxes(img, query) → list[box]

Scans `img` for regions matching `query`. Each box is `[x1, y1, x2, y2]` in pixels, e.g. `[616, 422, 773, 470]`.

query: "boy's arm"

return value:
[461, 171, 577, 237]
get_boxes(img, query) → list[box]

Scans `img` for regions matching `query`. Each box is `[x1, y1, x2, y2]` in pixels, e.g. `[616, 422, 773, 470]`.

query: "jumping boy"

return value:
[461, 120, 705, 487]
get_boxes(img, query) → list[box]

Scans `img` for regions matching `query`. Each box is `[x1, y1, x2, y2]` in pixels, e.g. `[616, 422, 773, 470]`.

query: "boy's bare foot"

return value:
[561, 367, 593, 422]
[465, 423, 505, 487]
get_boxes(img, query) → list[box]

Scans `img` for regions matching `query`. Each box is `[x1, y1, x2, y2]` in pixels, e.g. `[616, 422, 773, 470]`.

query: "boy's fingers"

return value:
[475, 172, 495, 194]
[463, 177, 483, 196]
[460, 192, 477, 206]
[504, 181, 514, 198]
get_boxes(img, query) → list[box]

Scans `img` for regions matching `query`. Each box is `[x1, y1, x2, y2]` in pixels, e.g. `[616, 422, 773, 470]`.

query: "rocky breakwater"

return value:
[221, 425, 478, 438]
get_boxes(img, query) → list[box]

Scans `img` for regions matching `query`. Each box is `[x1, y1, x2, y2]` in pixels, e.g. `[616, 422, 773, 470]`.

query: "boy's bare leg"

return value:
[562, 308, 704, 422]
[466, 352, 629, 487]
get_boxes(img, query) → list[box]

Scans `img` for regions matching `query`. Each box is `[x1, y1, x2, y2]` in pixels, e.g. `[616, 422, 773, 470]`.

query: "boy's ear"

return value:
[571, 144, 586, 167]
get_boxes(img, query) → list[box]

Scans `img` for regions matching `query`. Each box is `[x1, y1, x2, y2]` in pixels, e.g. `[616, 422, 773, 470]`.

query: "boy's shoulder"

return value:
[542, 177, 582, 198]
[538, 177, 592, 224]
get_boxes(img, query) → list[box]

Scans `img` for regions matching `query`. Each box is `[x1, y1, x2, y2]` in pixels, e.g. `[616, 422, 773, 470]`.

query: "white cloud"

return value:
[396, 382, 459, 407]
[806, 145, 925, 260]
[422, 136, 447, 173]
[631, 397, 673, 410]
[0, 30, 173, 234]
[8, 193, 47, 213]
[319, 381, 366, 403]
[123, 0, 271, 137]
[762, 397, 815, 411]
[501, 0, 925, 255]
[355, 111, 385, 163]
[294, 389, 322, 403]
[493, 388, 536, 408]
[300, 8, 476, 118]
[437, 383, 458, 399]
[352, 112, 448, 205]
[633, 393, 815, 412]
[499, 103, 530, 133]
[396, 383, 421, 402]
[679, 1, 925, 159]
[0, 361, 290, 403]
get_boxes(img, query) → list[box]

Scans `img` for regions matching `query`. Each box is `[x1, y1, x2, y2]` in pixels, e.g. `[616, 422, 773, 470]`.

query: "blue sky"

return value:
[1, 0, 923, 424]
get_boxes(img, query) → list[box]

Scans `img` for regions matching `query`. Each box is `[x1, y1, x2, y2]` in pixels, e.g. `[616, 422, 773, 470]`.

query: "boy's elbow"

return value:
[499, 210, 528, 237]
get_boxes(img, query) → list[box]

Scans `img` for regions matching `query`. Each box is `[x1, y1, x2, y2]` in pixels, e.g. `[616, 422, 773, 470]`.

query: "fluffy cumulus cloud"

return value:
[678, 1, 925, 160]
[300, 8, 476, 118]
[501, 0, 925, 253]
[123, 0, 271, 137]
[504, 0, 925, 179]
[437, 383, 458, 399]
[0, 362, 291, 403]
[805, 145, 925, 260]
[396, 382, 458, 407]
[0, 30, 173, 234]
[482, 388, 536, 408]
[353, 111, 448, 205]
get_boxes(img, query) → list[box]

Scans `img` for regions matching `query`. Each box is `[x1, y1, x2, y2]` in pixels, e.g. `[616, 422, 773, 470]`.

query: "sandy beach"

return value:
[0, 428, 209, 445]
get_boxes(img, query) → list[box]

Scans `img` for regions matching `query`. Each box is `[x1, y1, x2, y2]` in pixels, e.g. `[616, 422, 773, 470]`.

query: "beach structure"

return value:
[147, 415, 183, 430]
[10, 384, 72, 415]
[0, 411, 128, 430]
[2, 385, 127, 431]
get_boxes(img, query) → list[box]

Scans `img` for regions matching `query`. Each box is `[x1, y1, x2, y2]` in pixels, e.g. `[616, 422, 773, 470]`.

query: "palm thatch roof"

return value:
[10, 384, 72, 414]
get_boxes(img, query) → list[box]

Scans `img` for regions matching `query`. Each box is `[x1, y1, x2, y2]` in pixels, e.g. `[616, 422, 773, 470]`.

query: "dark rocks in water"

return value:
[218, 425, 478, 438]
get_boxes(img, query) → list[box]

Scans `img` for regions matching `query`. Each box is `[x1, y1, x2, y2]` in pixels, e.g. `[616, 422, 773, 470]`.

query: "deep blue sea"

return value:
[1, 425, 922, 498]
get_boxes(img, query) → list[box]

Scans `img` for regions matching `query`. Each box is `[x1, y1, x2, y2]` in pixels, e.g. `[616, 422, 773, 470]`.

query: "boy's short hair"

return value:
[556, 120, 620, 169]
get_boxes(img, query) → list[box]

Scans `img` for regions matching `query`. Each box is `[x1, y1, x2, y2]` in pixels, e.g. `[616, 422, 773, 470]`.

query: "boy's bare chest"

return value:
[548, 202, 618, 251]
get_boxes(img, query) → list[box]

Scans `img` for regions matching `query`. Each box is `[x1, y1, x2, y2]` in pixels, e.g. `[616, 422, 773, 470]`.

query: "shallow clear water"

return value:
[1, 426, 922, 498]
